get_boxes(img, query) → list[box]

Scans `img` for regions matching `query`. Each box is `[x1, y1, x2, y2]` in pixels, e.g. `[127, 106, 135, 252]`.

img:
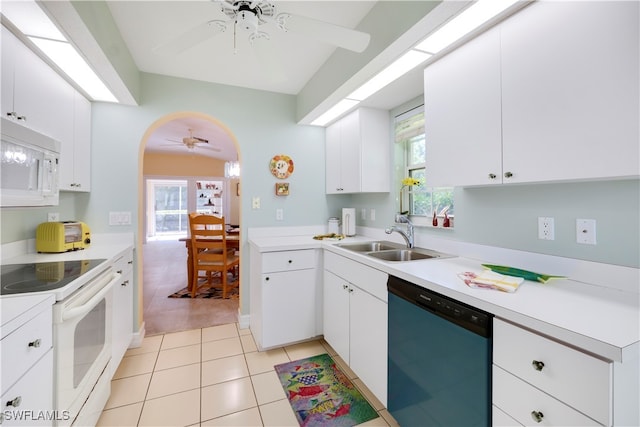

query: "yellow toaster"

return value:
[36, 221, 91, 253]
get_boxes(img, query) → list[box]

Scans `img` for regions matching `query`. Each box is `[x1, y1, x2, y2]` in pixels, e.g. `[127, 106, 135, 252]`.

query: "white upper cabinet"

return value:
[424, 27, 502, 187]
[326, 107, 391, 194]
[59, 92, 92, 191]
[1, 26, 74, 144]
[424, 1, 639, 187]
[501, 1, 639, 183]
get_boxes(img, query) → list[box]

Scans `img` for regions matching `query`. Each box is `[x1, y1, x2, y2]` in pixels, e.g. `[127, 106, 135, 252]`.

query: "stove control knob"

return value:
[28, 339, 42, 348]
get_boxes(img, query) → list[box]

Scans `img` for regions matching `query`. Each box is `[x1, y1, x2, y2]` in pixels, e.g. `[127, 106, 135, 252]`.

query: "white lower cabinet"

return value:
[493, 318, 615, 426]
[250, 247, 320, 350]
[1, 351, 54, 426]
[1, 295, 55, 426]
[111, 248, 134, 376]
[323, 251, 388, 406]
[493, 404, 523, 427]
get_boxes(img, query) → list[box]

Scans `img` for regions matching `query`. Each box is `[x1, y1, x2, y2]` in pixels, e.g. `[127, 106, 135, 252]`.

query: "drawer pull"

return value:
[28, 339, 42, 348]
[488, 173, 497, 179]
[288, 260, 293, 264]
[6, 396, 21, 408]
[531, 360, 545, 371]
[531, 411, 544, 423]
[343, 284, 348, 290]
[265, 277, 270, 281]
[117, 270, 123, 274]
[504, 171, 513, 178]
[128, 260, 133, 264]
[121, 280, 129, 286]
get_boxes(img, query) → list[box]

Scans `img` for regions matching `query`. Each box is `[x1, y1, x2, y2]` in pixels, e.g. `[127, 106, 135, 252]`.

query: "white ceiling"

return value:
[104, 0, 381, 159]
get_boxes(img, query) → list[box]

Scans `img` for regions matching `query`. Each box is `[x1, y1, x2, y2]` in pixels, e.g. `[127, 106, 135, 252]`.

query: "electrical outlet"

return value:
[276, 208, 284, 221]
[47, 212, 59, 222]
[538, 217, 555, 240]
[576, 219, 596, 245]
[361, 208, 367, 220]
[370, 208, 376, 221]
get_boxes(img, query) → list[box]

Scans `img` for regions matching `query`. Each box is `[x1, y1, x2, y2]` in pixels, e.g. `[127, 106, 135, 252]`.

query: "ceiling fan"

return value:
[154, 0, 371, 56]
[164, 129, 221, 152]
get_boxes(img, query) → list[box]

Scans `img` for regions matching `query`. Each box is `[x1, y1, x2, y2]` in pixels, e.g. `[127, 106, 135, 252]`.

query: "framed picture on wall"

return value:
[275, 182, 289, 196]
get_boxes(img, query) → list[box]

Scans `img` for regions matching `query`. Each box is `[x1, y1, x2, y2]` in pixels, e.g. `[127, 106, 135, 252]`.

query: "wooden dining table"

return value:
[179, 229, 240, 292]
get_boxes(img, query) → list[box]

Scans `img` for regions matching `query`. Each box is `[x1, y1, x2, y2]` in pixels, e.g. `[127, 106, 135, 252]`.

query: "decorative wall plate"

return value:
[269, 154, 294, 179]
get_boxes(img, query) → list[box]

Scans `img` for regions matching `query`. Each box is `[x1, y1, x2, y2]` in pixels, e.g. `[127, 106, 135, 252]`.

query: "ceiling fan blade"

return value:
[198, 145, 222, 152]
[275, 13, 370, 53]
[153, 20, 227, 56]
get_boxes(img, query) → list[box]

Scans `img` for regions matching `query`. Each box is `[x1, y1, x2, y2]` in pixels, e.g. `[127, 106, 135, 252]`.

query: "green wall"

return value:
[2, 74, 638, 326]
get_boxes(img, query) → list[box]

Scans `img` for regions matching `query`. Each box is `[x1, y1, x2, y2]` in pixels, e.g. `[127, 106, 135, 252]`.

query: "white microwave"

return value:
[1, 117, 60, 207]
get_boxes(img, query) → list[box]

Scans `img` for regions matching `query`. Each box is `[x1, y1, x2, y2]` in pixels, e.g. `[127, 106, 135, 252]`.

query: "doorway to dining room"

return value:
[138, 112, 241, 336]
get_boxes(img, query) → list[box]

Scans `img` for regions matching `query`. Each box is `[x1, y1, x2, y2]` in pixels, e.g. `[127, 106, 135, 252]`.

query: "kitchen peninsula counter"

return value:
[249, 232, 639, 364]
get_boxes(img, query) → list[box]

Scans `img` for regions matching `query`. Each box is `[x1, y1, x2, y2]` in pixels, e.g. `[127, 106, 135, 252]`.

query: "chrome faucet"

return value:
[385, 214, 414, 248]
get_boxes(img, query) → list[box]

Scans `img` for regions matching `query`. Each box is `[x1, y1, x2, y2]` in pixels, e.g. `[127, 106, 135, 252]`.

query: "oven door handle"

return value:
[62, 272, 121, 321]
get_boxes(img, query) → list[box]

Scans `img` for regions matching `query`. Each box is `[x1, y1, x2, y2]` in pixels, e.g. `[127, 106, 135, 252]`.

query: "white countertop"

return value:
[249, 234, 640, 363]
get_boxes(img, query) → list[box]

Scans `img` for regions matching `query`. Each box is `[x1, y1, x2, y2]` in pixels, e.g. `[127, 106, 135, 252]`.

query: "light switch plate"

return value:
[252, 197, 260, 209]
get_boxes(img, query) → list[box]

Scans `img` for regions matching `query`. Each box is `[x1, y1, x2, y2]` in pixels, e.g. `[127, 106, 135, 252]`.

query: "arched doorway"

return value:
[136, 112, 241, 335]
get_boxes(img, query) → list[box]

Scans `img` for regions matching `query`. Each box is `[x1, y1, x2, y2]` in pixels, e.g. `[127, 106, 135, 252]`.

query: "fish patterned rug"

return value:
[274, 353, 379, 427]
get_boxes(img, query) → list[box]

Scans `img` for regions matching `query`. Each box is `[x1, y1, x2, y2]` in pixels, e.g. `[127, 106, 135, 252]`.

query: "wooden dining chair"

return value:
[188, 214, 239, 298]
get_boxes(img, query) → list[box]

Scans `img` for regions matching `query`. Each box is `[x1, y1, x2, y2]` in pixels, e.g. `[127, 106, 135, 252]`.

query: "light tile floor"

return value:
[97, 323, 399, 427]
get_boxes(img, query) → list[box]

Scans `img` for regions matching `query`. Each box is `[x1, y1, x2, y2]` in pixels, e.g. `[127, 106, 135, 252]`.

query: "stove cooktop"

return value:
[1, 259, 107, 296]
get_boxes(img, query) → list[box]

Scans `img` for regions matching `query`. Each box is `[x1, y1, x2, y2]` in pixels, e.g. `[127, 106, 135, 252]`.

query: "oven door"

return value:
[52, 268, 120, 425]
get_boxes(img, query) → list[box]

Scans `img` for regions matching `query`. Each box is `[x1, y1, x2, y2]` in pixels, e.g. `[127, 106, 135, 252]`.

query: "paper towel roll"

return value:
[342, 208, 356, 236]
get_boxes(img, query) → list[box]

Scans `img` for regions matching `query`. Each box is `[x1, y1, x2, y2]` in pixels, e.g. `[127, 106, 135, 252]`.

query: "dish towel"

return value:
[458, 270, 524, 293]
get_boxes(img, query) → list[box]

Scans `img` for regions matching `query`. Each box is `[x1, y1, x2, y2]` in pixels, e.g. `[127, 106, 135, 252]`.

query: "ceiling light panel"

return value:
[415, 0, 520, 54]
[311, 99, 360, 127]
[1, 0, 65, 40]
[348, 50, 432, 101]
[29, 37, 117, 102]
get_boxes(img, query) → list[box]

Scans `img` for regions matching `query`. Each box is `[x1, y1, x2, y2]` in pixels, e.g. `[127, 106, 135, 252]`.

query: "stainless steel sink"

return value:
[336, 241, 404, 252]
[336, 241, 452, 262]
[367, 249, 443, 261]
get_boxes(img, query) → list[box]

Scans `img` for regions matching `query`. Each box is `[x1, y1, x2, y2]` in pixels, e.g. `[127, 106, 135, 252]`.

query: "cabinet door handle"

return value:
[265, 277, 270, 281]
[504, 171, 513, 178]
[342, 284, 348, 290]
[121, 280, 129, 287]
[288, 260, 293, 264]
[530, 411, 544, 423]
[531, 360, 545, 371]
[6, 396, 21, 408]
[348, 288, 353, 293]
[28, 339, 42, 348]
[488, 173, 497, 179]
[117, 270, 123, 274]
[128, 260, 133, 264]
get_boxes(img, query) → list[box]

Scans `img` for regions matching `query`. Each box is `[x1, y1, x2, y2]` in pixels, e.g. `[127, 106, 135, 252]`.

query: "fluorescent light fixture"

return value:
[348, 50, 432, 101]
[415, 0, 520, 54]
[1, 0, 117, 102]
[311, 99, 360, 126]
[29, 37, 118, 102]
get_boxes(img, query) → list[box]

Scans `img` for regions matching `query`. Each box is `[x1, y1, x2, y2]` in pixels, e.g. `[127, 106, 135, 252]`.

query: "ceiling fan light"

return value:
[237, 10, 259, 32]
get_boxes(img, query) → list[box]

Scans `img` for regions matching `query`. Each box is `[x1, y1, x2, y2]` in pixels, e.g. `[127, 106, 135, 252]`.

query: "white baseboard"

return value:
[129, 321, 146, 348]
[237, 310, 250, 329]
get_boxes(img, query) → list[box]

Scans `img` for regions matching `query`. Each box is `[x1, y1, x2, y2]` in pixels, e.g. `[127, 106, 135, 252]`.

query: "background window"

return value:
[395, 107, 454, 223]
